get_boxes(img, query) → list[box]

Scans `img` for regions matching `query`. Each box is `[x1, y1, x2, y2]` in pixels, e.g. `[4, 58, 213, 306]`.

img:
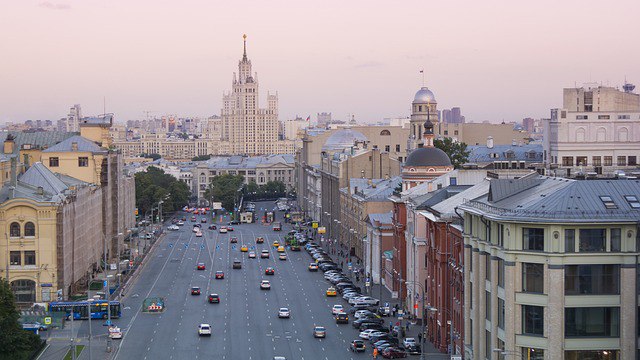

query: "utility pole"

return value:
[70, 305, 75, 360]
[87, 275, 92, 360]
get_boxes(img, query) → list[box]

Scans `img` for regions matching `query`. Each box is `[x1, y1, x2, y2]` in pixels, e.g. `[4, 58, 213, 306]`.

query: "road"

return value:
[110, 206, 376, 360]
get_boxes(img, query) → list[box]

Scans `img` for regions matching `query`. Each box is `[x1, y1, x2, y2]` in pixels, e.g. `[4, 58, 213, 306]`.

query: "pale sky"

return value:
[1, 0, 639, 125]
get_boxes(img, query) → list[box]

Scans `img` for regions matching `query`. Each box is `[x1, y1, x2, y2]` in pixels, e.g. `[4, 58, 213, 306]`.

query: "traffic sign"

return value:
[216, 245, 220, 250]
[44, 317, 52, 325]
[365, 282, 371, 287]
[200, 244, 205, 249]
[168, 244, 173, 248]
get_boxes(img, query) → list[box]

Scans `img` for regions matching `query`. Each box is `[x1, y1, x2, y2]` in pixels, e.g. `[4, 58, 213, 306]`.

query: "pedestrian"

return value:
[406, 322, 410, 332]
[372, 347, 378, 359]
[389, 322, 393, 331]
[418, 332, 422, 343]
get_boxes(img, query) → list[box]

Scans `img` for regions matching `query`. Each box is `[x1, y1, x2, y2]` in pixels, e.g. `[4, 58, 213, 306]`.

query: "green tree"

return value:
[203, 174, 245, 211]
[139, 153, 161, 160]
[434, 137, 470, 169]
[0, 279, 43, 360]
[191, 154, 211, 161]
[134, 166, 190, 216]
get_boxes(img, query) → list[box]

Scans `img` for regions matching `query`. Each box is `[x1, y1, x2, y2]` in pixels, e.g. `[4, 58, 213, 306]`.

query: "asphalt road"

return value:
[110, 206, 378, 360]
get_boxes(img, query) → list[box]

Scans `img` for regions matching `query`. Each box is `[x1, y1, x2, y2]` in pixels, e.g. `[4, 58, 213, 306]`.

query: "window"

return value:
[565, 350, 618, 359]
[565, 229, 575, 252]
[522, 263, 544, 293]
[598, 115, 610, 119]
[444, 130, 449, 135]
[604, 156, 613, 166]
[522, 305, 544, 336]
[562, 157, 573, 166]
[384, 145, 390, 152]
[10, 251, 21, 265]
[395, 144, 400, 152]
[498, 224, 504, 247]
[450, 177, 457, 186]
[592, 156, 601, 166]
[523, 348, 544, 360]
[485, 330, 491, 360]
[497, 259, 505, 288]
[610, 228, 621, 252]
[629, 156, 637, 166]
[576, 156, 587, 166]
[24, 251, 36, 266]
[576, 115, 589, 120]
[565, 264, 619, 295]
[498, 298, 505, 330]
[454, 130, 459, 135]
[49, 157, 59, 167]
[485, 291, 491, 320]
[599, 196, 617, 209]
[523, 228, 544, 251]
[617, 156, 626, 166]
[78, 157, 89, 167]
[625, 195, 640, 209]
[10, 222, 20, 237]
[24, 222, 35, 237]
[617, 114, 630, 119]
[579, 229, 606, 252]
[565, 307, 619, 337]
[485, 255, 491, 280]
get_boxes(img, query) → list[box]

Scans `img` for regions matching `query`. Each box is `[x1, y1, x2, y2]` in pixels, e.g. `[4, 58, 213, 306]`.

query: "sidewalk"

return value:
[320, 239, 451, 359]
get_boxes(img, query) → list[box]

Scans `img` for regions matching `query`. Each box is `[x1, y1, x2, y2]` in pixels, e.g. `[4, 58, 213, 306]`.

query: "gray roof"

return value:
[367, 211, 394, 230]
[404, 147, 451, 167]
[202, 154, 294, 170]
[467, 144, 542, 164]
[0, 131, 77, 154]
[461, 176, 640, 223]
[488, 173, 543, 202]
[0, 162, 85, 203]
[42, 135, 106, 153]
[19, 162, 69, 194]
[349, 176, 402, 201]
[416, 185, 472, 210]
[426, 180, 491, 220]
[322, 129, 367, 152]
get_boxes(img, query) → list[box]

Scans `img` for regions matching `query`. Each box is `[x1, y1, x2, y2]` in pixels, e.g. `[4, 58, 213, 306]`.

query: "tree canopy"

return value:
[0, 279, 43, 359]
[434, 138, 470, 169]
[191, 154, 211, 161]
[139, 153, 161, 160]
[203, 174, 245, 211]
[135, 166, 190, 216]
[243, 180, 287, 201]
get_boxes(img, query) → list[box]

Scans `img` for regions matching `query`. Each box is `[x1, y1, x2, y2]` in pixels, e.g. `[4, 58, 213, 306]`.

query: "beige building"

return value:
[459, 174, 640, 360]
[435, 122, 531, 146]
[544, 84, 640, 178]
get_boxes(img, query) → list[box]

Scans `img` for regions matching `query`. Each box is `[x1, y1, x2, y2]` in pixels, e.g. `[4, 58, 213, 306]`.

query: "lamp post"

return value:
[403, 280, 426, 360]
[105, 274, 114, 352]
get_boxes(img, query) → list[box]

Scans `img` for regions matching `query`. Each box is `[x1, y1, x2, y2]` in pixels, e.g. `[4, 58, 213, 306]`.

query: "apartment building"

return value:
[459, 174, 640, 360]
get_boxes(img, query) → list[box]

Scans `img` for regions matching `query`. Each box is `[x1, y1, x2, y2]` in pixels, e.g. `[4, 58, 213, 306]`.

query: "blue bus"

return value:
[49, 300, 122, 320]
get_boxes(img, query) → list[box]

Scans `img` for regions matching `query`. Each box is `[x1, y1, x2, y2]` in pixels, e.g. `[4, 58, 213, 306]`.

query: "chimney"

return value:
[512, 139, 517, 146]
[4, 134, 15, 154]
[71, 142, 78, 151]
[10, 156, 17, 187]
[486, 136, 494, 149]
[37, 186, 44, 195]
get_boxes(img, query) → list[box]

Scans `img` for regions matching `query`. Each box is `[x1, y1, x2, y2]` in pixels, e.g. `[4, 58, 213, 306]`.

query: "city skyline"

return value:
[1, 1, 639, 125]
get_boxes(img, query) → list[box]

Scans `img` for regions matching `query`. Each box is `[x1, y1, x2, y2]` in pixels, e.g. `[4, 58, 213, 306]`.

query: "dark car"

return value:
[201, 218, 207, 223]
[353, 317, 384, 328]
[208, 294, 220, 303]
[215, 271, 224, 279]
[232, 260, 242, 269]
[208, 225, 217, 230]
[191, 286, 201, 295]
[227, 226, 235, 231]
[230, 237, 238, 243]
[265, 267, 275, 275]
[359, 323, 387, 332]
[382, 347, 407, 358]
[370, 333, 395, 343]
[403, 344, 421, 355]
[335, 313, 349, 324]
[349, 339, 366, 352]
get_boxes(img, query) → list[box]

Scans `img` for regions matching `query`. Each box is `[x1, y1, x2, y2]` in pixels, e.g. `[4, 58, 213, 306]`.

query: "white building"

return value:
[284, 117, 310, 140]
[544, 83, 640, 177]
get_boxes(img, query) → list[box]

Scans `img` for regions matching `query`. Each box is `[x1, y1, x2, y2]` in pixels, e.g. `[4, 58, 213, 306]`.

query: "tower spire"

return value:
[242, 34, 248, 61]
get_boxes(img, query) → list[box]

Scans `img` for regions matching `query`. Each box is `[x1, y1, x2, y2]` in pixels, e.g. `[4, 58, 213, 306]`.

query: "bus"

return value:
[48, 300, 122, 320]
[272, 222, 282, 231]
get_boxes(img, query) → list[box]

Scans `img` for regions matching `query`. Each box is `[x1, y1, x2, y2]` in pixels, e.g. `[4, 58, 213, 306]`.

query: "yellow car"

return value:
[240, 245, 248, 252]
[277, 246, 285, 253]
[273, 241, 280, 247]
[326, 287, 337, 297]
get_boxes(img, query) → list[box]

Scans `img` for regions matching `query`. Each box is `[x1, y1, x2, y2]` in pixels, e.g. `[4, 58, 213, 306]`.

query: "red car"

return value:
[265, 267, 275, 275]
[227, 226, 234, 232]
[381, 347, 407, 358]
[191, 287, 201, 295]
[215, 271, 224, 279]
[197, 263, 206, 270]
[194, 211, 199, 215]
[208, 294, 220, 303]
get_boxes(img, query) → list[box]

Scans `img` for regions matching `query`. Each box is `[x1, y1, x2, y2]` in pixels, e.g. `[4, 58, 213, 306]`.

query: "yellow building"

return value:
[40, 135, 107, 184]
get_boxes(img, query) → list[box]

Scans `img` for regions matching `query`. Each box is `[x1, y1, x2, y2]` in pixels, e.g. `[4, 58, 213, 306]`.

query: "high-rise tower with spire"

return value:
[221, 35, 285, 155]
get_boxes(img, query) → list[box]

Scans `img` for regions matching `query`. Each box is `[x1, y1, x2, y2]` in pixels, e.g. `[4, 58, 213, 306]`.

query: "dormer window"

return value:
[624, 195, 640, 209]
[599, 196, 617, 209]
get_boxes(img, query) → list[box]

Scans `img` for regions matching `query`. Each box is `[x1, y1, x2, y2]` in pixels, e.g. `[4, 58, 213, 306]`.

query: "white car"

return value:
[359, 329, 378, 340]
[195, 231, 203, 237]
[248, 251, 256, 259]
[168, 225, 179, 231]
[219, 227, 228, 233]
[352, 296, 379, 306]
[403, 337, 417, 348]
[331, 304, 344, 315]
[278, 307, 290, 318]
[198, 323, 212, 336]
[354, 310, 374, 319]
[260, 280, 271, 290]
[177, 221, 184, 226]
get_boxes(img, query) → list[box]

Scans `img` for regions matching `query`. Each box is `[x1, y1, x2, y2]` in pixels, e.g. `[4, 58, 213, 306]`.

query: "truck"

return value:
[272, 222, 282, 231]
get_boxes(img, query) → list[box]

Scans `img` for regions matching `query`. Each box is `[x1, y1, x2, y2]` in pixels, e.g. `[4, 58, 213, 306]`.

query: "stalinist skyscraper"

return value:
[221, 35, 293, 155]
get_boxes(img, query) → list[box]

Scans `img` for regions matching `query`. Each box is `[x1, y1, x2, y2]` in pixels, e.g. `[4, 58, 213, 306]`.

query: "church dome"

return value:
[404, 147, 451, 167]
[322, 129, 368, 151]
[413, 87, 436, 103]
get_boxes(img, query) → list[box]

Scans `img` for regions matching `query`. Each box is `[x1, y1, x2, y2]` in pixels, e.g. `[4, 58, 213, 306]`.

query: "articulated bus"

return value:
[48, 300, 122, 320]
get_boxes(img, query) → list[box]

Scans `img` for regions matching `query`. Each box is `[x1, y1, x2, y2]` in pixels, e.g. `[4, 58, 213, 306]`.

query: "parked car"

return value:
[349, 339, 366, 352]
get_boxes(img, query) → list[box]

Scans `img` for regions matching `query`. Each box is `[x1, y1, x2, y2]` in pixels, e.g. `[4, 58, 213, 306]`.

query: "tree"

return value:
[139, 153, 161, 161]
[191, 154, 211, 162]
[135, 166, 190, 216]
[434, 137, 470, 169]
[203, 174, 245, 211]
[0, 279, 43, 360]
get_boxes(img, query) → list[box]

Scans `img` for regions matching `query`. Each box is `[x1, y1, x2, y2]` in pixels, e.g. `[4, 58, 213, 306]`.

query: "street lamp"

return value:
[402, 280, 426, 360]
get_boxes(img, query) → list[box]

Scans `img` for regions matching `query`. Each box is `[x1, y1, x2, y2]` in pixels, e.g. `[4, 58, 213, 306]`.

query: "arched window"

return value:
[575, 128, 586, 142]
[380, 130, 391, 136]
[618, 127, 629, 142]
[596, 127, 606, 142]
[10, 222, 20, 237]
[24, 222, 36, 237]
[11, 279, 36, 303]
